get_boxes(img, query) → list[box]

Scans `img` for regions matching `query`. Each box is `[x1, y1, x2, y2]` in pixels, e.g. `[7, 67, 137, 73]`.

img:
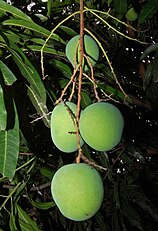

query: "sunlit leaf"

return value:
[0, 60, 17, 85]
[0, 103, 19, 179]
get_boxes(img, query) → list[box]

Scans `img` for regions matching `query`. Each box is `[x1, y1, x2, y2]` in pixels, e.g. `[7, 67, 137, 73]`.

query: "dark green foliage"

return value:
[0, 0, 158, 230]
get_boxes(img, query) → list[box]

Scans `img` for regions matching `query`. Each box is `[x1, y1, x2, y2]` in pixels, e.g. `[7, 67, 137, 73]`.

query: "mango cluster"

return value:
[51, 102, 124, 152]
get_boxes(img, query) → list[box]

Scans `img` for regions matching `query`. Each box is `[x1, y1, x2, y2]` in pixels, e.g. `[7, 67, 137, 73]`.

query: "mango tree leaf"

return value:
[2, 19, 66, 44]
[0, 84, 7, 130]
[47, 0, 52, 18]
[7, 43, 46, 103]
[16, 204, 41, 231]
[0, 0, 31, 21]
[40, 165, 55, 179]
[0, 103, 19, 179]
[80, 91, 92, 109]
[49, 59, 72, 79]
[138, 0, 158, 25]
[27, 86, 50, 128]
[59, 26, 77, 37]
[143, 54, 158, 90]
[113, 0, 127, 18]
[0, 60, 17, 85]
[122, 197, 143, 230]
[24, 45, 64, 57]
[140, 43, 158, 60]
[10, 209, 17, 231]
[29, 199, 55, 210]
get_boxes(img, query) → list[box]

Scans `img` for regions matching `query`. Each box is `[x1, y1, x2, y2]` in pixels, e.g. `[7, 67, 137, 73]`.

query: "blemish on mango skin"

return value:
[51, 163, 104, 221]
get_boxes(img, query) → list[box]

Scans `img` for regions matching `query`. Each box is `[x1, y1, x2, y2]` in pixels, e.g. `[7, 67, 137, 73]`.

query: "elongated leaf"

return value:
[0, 60, 17, 85]
[140, 43, 158, 60]
[7, 44, 46, 103]
[2, 19, 66, 44]
[28, 86, 50, 127]
[80, 91, 92, 109]
[0, 84, 7, 130]
[138, 0, 158, 25]
[24, 45, 64, 56]
[29, 199, 55, 210]
[47, 0, 52, 18]
[0, 103, 19, 179]
[0, 0, 31, 21]
[40, 165, 55, 179]
[59, 26, 77, 37]
[49, 59, 72, 79]
[113, 0, 127, 16]
[10, 209, 18, 231]
[17, 204, 41, 231]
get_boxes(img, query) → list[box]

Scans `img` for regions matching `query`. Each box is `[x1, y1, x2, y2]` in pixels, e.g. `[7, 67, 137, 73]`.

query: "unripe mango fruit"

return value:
[51, 163, 104, 221]
[66, 35, 99, 71]
[125, 7, 138, 22]
[50, 102, 84, 153]
[79, 102, 124, 151]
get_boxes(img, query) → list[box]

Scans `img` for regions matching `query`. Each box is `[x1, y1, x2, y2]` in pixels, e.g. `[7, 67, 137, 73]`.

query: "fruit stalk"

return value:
[76, 0, 84, 163]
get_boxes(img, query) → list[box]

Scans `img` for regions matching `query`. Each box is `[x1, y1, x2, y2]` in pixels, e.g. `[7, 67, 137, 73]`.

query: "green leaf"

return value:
[16, 204, 41, 231]
[0, 84, 7, 130]
[2, 19, 66, 44]
[140, 43, 158, 60]
[0, 0, 31, 21]
[59, 26, 78, 37]
[40, 165, 55, 179]
[122, 200, 143, 230]
[0, 60, 17, 85]
[24, 45, 64, 57]
[80, 91, 92, 109]
[47, 0, 52, 18]
[10, 209, 18, 231]
[29, 199, 55, 210]
[27, 86, 50, 128]
[7, 43, 46, 103]
[138, 0, 158, 25]
[50, 59, 72, 79]
[0, 103, 19, 179]
[113, 0, 127, 17]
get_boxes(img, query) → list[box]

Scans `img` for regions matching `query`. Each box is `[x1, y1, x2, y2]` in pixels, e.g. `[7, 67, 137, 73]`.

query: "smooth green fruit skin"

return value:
[79, 102, 124, 151]
[66, 35, 99, 71]
[51, 163, 104, 221]
[50, 102, 84, 153]
[126, 7, 138, 22]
